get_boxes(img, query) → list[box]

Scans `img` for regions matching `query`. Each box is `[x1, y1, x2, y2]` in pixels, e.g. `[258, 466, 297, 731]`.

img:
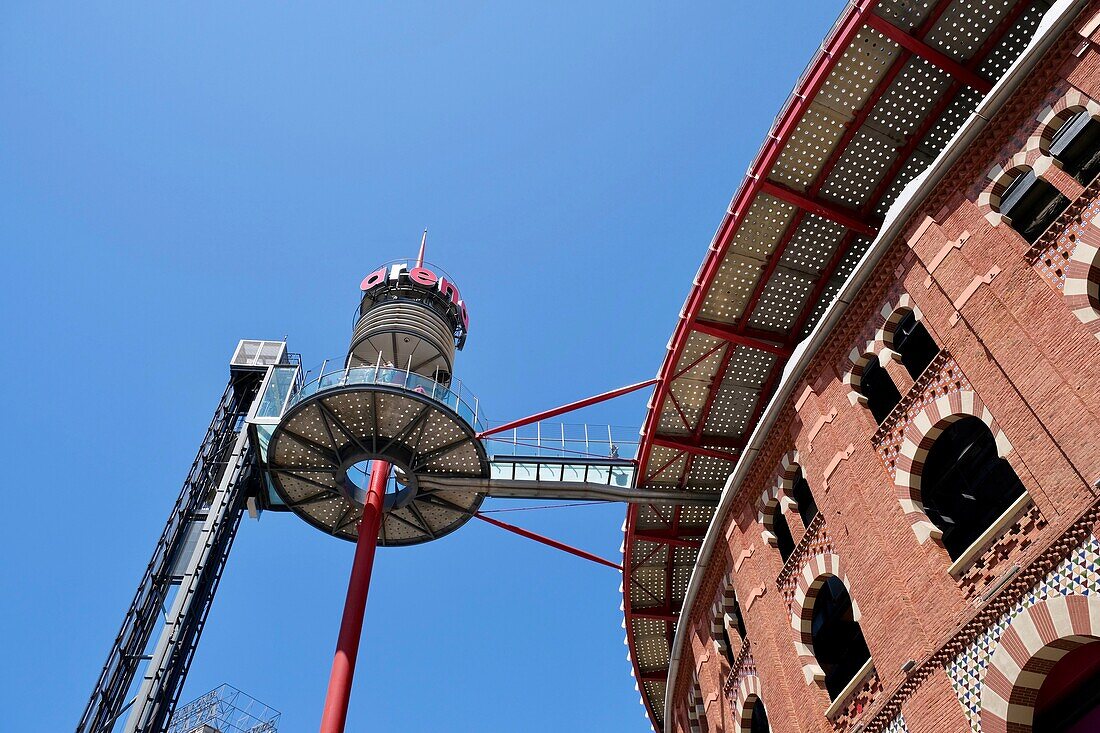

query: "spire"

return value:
[416, 229, 427, 268]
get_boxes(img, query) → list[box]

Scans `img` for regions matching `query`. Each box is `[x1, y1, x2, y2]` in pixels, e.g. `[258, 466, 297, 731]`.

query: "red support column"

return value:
[319, 460, 389, 733]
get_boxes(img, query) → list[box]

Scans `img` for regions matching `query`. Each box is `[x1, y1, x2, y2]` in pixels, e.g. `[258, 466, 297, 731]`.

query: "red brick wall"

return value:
[674, 9, 1100, 732]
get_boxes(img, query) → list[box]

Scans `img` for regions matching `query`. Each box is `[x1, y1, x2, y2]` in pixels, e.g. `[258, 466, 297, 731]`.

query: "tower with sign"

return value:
[79, 237, 714, 733]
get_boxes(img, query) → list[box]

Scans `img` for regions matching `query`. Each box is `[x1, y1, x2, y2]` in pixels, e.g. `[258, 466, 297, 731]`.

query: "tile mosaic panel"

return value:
[945, 534, 1100, 732]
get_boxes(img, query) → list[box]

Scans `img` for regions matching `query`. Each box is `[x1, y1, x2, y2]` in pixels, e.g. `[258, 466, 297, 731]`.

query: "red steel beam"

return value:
[632, 608, 680, 622]
[640, 670, 670, 682]
[758, 179, 881, 236]
[473, 512, 623, 571]
[864, 13, 993, 93]
[691, 319, 793, 356]
[652, 435, 741, 462]
[632, 533, 704, 548]
[478, 378, 658, 438]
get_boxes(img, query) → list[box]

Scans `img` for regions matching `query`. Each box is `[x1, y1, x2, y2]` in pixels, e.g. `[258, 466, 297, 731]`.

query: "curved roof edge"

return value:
[660, 0, 1089, 726]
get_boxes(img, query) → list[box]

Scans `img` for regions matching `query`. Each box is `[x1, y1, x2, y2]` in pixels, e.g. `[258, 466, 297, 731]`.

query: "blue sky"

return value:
[0, 3, 843, 730]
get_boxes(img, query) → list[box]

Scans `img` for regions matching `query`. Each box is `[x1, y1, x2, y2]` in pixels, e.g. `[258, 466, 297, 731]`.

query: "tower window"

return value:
[921, 416, 1026, 560]
[811, 576, 872, 700]
[774, 511, 795, 562]
[1000, 170, 1069, 244]
[860, 357, 901, 424]
[790, 470, 819, 528]
[749, 697, 770, 733]
[892, 311, 939, 380]
[1050, 110, 1100, 186]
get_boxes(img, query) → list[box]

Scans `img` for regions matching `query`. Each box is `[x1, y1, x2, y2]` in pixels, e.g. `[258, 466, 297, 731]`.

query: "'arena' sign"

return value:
[360, 262, 470, 330]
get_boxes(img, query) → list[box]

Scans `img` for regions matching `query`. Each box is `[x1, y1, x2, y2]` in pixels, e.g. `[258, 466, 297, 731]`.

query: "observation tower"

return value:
[79, 234, 715, 733]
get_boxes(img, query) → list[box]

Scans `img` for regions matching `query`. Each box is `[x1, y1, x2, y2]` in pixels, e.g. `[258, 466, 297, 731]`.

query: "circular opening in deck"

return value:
[340, 459, 418, 511]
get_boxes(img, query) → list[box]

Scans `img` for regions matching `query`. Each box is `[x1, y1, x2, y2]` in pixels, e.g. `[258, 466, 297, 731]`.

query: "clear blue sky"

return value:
[0, 3, 843, 730]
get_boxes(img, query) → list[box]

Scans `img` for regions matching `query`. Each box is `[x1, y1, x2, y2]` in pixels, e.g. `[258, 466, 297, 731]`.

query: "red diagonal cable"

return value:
[473, 512, 622, 571]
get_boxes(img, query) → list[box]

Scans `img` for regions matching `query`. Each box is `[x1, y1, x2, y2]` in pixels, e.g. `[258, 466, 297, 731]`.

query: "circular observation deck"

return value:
[266, 364, 490, 546]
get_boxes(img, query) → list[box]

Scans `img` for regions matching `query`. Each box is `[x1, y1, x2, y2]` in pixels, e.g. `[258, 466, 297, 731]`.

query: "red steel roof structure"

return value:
[623, 0, 1057, 727]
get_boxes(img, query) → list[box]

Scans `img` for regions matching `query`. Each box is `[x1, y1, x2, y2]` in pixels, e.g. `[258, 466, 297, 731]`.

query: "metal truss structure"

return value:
[167, 684, 280, 733]
[77, 349, 274, 733]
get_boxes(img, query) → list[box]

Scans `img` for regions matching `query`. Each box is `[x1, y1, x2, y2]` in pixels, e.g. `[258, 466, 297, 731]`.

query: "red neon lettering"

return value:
[459, 301, 470, 330]
[360, 267, 386, 291]
[409, 267, 438, 287]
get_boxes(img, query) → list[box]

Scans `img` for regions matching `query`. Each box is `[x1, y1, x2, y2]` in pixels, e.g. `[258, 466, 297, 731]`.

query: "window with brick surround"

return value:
[921, 416, 1026, 560]
[999, 169, 1070, 244]
[726, 598, 743, 642]
[891, 310, 939, 379]
[1049, 110, 1100, 186]
[1033, 640, 1100, 731]
[790, 469, 819, 528]
[859, 355, 901, 424]
[811, 576, 872, 700]
[747, 697, 770, 733]
[774, 511, 795, 562]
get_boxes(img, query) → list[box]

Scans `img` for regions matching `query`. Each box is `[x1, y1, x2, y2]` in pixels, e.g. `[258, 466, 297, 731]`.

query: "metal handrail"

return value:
[291, 361, 485, 431]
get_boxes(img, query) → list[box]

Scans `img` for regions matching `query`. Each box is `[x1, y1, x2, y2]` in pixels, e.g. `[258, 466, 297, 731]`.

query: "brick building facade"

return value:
[628, 2, 1100, 732]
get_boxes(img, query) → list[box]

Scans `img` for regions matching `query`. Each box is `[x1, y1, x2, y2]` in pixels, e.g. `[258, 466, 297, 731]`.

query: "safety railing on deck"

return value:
[291, 360, 484, 431]
[480, 421, 639, 461]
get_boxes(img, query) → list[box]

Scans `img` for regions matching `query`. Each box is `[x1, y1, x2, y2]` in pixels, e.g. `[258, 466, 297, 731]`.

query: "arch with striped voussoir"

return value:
[1032, 87, 1100, 160]
[712, 576, 744, 663]
[687, 672, 706, 733]
[976, 152, 1056, 227]
[790, 553, 863, 686]
[843, 341, 881, 406]
[1064, 211, 1100, 340]
[844, 344, 903, 425]
[878, 296, 941, 382]
[980, 594, 1100, 733]
[732, 673, 767, 733]
[874, 295, 919, 356]
[756, 451, 801, 547]
[893, 390, 1015, 546]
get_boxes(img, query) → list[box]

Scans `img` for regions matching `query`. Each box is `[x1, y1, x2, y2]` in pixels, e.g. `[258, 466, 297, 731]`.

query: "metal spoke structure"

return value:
[625, 1, 1057, 727]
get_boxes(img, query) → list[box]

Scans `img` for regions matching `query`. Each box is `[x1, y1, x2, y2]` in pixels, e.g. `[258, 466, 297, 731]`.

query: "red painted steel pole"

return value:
[319, 460, 389, 733]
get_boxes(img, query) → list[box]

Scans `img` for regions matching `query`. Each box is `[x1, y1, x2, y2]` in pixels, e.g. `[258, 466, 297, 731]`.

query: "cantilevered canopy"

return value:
[624, 0, 1054, 727]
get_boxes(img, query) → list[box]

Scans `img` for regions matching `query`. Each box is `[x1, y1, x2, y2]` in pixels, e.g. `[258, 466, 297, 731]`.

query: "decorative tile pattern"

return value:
[945, 534, 1100, 732]
[882, 713, 910, 733]
[777, 515, 832, 610]
[872, 350, 971, 479]
[1031, 194, 1100, 291]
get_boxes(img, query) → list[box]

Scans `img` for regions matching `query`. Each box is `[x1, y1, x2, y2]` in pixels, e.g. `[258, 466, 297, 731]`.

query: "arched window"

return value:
[1049, 109, 1100, 186]
[774, 511, 795, 562]
[789, 469, 819, 528]
[811, 576, 872, 699]
[1034, 640, 1100, 731]
[921, 416, 1026, 560]
[999, 169, 1069, 244]
[860, 356, 901, 424]
[892, 310, 938, 379]
[748, 697, 770, 733]
[727, 596, 747, 641]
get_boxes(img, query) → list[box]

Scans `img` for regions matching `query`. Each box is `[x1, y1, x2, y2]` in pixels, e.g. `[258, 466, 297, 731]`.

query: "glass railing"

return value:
[289, 361, 484, 431]
[489, 457, 636, 487]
